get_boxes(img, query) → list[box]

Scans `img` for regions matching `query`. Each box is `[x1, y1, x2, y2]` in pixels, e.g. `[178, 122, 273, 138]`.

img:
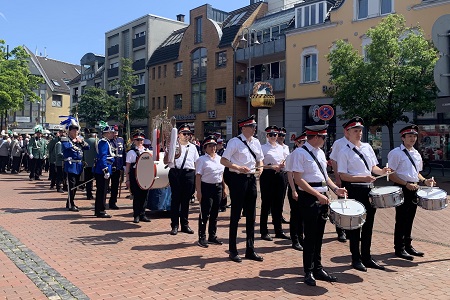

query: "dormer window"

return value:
[295, 1, 332, 28]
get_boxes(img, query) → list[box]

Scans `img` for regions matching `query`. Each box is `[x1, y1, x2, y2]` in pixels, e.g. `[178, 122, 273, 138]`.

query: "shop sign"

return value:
[173, 114, 196, 121]
[207, 110, 216, 119]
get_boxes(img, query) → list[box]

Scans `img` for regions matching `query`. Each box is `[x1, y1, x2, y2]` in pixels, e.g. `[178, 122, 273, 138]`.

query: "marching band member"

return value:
[196, 135, 225, 248]
[260, 125, 289, 242]
[93, 122, 115, 218]
[109, 125, 125, 210]
[167, 124, 199, 235]
[220, 115, 264, 263]
[337, 116, 390, 272]
[125, 131, 152, 223]
[60, 117, 89, 212]
[28, 125, 47, 181]
[286, 132, 307, 251]
[291, 124, 346, 286]
[388, 124, 435, 260]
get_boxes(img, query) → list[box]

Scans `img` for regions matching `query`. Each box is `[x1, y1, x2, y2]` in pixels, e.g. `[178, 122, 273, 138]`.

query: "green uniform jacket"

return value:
[47, 137, 58, 164]
[28, 137, 47, 159]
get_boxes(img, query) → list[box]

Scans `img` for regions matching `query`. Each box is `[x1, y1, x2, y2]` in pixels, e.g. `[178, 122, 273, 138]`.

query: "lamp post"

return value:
[240, 27, 259, 117]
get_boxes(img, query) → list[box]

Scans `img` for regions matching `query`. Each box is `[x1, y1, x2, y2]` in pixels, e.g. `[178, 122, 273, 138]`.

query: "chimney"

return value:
[176, 14, 185, 22]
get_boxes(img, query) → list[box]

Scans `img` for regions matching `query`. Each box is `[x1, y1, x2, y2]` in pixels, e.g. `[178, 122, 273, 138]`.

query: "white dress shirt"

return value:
[387, 144, 422, 182]
[196, 153, 225, 184]
[221, 133, 264, 174]
[168, 142, 199, 170]
[261, 142, 285, 166]
[329, 137, 350, 162]
[337, 141, 378, 177]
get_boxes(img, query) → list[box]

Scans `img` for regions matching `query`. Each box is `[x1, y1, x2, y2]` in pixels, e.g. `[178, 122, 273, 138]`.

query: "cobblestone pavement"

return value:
[0, 169, 449, 299]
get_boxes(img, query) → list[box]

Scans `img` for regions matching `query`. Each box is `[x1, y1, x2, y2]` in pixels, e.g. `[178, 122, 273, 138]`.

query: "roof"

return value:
[248, 7, 295, 32]
[147, 28, 187, 67]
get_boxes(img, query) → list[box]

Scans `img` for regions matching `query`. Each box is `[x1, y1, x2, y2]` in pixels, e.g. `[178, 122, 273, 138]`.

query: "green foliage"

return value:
[0, 41, 43, 113]
[75, 86, 115, 127]
[326, 14, 438, 149]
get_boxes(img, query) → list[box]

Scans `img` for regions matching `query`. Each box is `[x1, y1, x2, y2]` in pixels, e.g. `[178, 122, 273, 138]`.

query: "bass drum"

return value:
[135, 151, 155, 190]
[150, 152, 170, 189]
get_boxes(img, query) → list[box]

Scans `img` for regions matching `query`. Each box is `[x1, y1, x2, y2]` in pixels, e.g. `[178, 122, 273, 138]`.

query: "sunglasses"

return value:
[181, 132, 191, 136]
[134, 138, 144, 141]
[278, 133, 286, 137]
[267, 133, 278, 137]
[318, 135, 327, 140]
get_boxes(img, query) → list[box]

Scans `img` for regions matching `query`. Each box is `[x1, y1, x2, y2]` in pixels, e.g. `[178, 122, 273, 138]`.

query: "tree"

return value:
[0, 40, 44, 130]
[75, 86, 115, 127]
[326, 14, 439, 149]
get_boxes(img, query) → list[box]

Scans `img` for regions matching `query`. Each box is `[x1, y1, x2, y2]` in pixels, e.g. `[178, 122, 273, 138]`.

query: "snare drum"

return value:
[417, 187, 448, 211]
[329, 200, 366, 230]
[369, 186, 404, 208]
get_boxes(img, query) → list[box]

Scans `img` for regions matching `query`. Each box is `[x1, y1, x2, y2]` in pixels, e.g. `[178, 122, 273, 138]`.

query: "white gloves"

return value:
[28, 154, 33, 159]
[104, 173, 110, 179]
[103, 167, 110, 179]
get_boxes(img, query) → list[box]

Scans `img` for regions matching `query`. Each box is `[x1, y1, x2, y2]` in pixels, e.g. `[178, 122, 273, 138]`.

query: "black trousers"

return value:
[109, 169, 122, 205]
[298, 190, 327, 274]
[198, 182, 222, 239]
[94, 173, 109, 215]
[259, 169, 285, 235]
[0, 155, 8, 172]
[227, 172, 257, 255]
[288, 185, 304, 245]
[84, 167, 94, 198]
[56, 166, 67, 190]
[12, 156, 21, 173]
[49, 163, 56, 187]
[169, 168, 195, 228]
[344, 184, 376, 262]
[67, 173, 80, 208]
[129, 172, 148, 217]
[29, 158, 44, 179]
[394, 184, 418, 251]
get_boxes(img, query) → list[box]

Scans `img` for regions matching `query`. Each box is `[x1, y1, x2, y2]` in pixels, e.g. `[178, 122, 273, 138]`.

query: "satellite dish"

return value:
[432, 14, 450, 54]
[434, 55, 450, 96]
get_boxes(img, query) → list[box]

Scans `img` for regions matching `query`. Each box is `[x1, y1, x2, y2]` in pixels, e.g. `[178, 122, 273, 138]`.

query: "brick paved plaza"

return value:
[1, 170, 450, 299]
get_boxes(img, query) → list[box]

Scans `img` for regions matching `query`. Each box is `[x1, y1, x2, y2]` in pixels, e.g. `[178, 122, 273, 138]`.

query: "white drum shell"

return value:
[417, 187, 448, 211]
[329, 200, 366, 230]
[369, 186, 404, 208]
[150, 152, 170, 189]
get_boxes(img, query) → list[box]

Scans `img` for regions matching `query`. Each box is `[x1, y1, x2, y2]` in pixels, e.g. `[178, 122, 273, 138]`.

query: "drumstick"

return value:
[374, 171, 396, 180]
[386, 163, 389, 181]
[431, 176, 434, 191]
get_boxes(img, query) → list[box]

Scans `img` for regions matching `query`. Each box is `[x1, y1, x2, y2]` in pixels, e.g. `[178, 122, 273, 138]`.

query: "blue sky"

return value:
[0, 0, 248, 65]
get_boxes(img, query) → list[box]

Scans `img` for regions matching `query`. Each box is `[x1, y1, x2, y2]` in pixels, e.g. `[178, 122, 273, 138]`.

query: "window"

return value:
[52, 79, 60, 87]
[164, 65, 167, 77]
[110, 62, 119, 69]
[191, 82, 206, 113]
[191, 48, 207, 78]
[137, 73, 145, 85]
[174, 94, 182, 110]
[216, 88, 226, 104]
[356, 0, 392, 20]
[134, 31, 146, 38]
[135, 97, 146, 109]
[195, 17, 203, 43]
[381, 0, 392, 15]
[152, 67, 155, 79]
[361, 36, 372, 61]
[152, 97, 155, 110]
[301, 48, 318, 83]
[158, 66, 161, 79]
[157, 97, 161, 109]
[216, 51, 227, 68]
[357, 0, 368, 19]
[163, 96, 167, 109]
[52, 95, 62, 107]
[174, 62, 183, 77]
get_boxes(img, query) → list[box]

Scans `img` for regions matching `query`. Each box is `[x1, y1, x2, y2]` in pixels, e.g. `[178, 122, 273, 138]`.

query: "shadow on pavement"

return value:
[70, 219, 142, 231]
[71, 231, 158, 246]
[143, 255, 230, 271]
[132, 241, 196, 252]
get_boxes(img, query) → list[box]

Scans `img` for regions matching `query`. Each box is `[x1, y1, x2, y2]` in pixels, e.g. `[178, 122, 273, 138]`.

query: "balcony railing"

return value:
[132, 59, 146, 71]
[235, 36, 285, 63]
[107, 44, 119, 56]
[132, 35, 146, 48]
[132, 84, 145, 95]
[107, 67, 119, 78]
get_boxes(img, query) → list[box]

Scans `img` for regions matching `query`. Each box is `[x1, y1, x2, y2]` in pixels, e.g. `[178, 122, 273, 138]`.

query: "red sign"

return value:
[318, 105, 334, 121]
[290, 133, 296, 141]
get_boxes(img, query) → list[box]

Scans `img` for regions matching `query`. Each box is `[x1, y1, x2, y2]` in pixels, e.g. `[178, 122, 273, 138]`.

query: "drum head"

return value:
[135, 151, 155, 190]
[417, 187, 447, 199]
[330, 199, 366, 216]
[370, 186, 401, 195]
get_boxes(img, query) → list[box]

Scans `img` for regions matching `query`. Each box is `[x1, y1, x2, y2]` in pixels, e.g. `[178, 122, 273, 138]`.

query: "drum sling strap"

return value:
[347, 144, 370, 171]
[402, 148, 417, 172]
[237, 136, 257, 161]
[177, 145, 189, 170]
[302, 145, 327, 182]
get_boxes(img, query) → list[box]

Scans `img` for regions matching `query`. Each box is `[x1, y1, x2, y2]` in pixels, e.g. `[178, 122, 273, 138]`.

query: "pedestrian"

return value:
[47, 132, 59, 189]
[125, 131, 152, 223]
[93, 122, 115, 218]
[387, 124, 436, 260]
[196, 135, 225, 248]
[291, 124, 347, 286]
[216, 138, 228, 212]
[54, 130, 67, 193]
[83, 128, 98, 200]
[220, 115, 264, 263]
[60, 117, 90, 212]
[337, 116, 391, 272]
[28, 125, 47, 181]
[166, 124, 199, 235]
[10, 133, 23, 174]
[108, 125, 125, 210]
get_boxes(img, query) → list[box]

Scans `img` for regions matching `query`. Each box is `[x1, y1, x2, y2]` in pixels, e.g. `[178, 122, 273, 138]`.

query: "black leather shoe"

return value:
[292, 242, 303, 251]
[363, 258, 385, 270]
[314, 269, 337, 282]
[208, 237, 223, 245]
[395, 249, 414, 260]
[229, 253, 242, 263]
[261, 233, 273, 241]
[275, 232, 290, 240]
[139, 215, 151, 222]
[337, 232, 347, 243]
[245, 251, 263, 261]
[170, 227, 178, 235]
[109, 204, 120, 210]
[133, 216, 140, 223]
[68, 206, 79, 212]
[352, 260, 367, 272]
[57, 188, 64, 193]
[198, 238, 209, 248]
[282, 217, 290, 224]
[219, 207, 226, 212]
[86, 196, 93, 200]
[96, 213, 112, 218]
[304, 272, 316, 286]
[405, 246, 424, 257]
[181, 226, 194, 234]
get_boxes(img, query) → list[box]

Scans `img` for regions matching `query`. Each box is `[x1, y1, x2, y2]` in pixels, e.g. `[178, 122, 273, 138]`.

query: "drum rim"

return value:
[135, 151, 155, 190]
[330, 199, 367, 216]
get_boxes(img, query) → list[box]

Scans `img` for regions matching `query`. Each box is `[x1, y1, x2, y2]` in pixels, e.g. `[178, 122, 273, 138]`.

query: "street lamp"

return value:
[240, 27, 260, 117]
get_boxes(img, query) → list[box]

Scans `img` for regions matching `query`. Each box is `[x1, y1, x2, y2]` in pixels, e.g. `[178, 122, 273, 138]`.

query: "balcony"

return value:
[107, 67, 119, 78]
[235, 36, 285, 63]
[133, 35, 146, 48]
[107, 44, 119, 56]
[132, 59, 146, 71]
[132, 84, 145, 95]
[235, 77, 285, 98]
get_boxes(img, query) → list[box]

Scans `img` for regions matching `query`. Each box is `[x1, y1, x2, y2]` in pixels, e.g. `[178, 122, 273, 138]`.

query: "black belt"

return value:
[407, 181, 419, 184]
[173, 168, 194, 172]
[349, 183, 374, 189]
[202, 182, 222, 187]
[230, 172, 255, 178]
[308, 182, 327, 187]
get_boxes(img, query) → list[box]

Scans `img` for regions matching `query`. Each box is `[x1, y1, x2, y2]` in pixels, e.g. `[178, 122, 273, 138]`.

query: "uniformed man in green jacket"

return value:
[28, 125, 48, 181]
